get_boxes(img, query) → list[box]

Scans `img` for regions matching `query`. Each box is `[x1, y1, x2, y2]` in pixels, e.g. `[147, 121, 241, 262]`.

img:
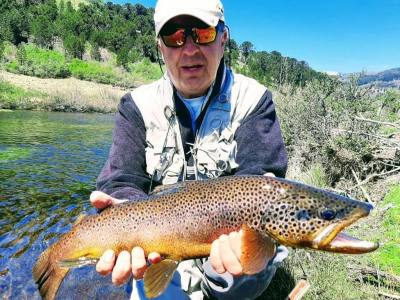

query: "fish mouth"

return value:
[321, 232, 379, 254]
[312, 207, 379, 254]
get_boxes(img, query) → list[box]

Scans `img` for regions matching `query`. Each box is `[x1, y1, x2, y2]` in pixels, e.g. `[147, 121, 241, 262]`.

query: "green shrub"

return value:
[0, 41, 4, 61]
[2, 41, 17, 62]
[63, 34, 85, 59]
[127, 58, 162, 82]
[16, 43, 27, 65]
[378, 89, 400, 118]
[5, 61, 18, 72]
[68, 59, 120, 85]
[6, 44, 70, 78]
[90, 44, 101, 61]
[275, 77, 385, 185]
[117, 47, 141, 68]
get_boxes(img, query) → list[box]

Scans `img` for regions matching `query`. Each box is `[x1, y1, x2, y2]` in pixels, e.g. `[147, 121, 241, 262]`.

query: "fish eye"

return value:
[319, 208, 336, 220]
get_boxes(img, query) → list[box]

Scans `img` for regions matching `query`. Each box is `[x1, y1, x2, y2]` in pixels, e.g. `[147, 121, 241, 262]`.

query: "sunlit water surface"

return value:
[0, 110, 130, 299]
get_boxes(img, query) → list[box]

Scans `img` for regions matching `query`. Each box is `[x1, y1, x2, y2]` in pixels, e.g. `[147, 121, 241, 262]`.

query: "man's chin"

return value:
[178, 82, 210, 98]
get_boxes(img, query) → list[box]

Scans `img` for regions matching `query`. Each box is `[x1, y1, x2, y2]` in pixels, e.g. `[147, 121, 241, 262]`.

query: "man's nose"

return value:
[182, 35, 200, 54]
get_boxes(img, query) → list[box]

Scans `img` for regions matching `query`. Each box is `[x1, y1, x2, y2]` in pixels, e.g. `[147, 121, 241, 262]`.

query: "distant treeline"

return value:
[0, 0, 328, 87]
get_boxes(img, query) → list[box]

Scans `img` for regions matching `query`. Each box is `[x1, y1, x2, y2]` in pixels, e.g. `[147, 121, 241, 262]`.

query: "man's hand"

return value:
[90, 191, 161, 285]
[209, 172, 276, 276]
[90, 190, 127, 209]
[210, 231, 244, 276]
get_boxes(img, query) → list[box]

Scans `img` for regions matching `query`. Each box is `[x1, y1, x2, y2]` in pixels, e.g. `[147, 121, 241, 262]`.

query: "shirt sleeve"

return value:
[234, 90, 288, 178]
[201, 246, 289, 300]
[96, 93, 150, 201]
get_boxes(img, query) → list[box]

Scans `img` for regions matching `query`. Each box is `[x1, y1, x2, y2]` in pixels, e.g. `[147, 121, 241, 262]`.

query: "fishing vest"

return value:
[131, 67, 267, 185]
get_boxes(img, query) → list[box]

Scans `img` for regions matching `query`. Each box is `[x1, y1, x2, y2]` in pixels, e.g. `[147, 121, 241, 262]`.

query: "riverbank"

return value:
[0, 70, 126, 113]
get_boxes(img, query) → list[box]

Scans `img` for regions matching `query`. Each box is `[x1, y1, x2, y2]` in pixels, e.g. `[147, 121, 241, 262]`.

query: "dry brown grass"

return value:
[0, 70, 125, 112]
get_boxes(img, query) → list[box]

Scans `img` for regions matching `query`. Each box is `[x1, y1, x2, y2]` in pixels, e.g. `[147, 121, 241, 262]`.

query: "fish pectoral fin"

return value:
[143, 259, 179, 299]
[240, 224, 276, 275]
[58, 257, 99, 268]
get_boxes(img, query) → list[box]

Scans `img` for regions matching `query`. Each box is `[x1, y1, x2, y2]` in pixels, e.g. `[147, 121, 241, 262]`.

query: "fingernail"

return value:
[231, 266, 243, 275]
[90, 191, 99, 202]
[103, 250, 114, 262]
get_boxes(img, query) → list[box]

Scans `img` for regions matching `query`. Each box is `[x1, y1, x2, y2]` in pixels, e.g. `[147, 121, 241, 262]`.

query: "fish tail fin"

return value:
[32, 247, 69, 300]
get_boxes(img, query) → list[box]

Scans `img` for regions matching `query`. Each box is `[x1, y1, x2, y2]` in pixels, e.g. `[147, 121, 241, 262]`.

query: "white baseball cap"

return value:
[154, 0, 225, 36]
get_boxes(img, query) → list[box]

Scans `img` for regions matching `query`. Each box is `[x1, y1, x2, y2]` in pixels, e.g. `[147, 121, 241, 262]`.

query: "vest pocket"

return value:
[145, 128, 181, 182]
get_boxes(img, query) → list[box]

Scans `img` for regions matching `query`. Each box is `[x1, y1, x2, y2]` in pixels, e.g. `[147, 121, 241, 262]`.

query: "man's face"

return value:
[158, 16, 227, 98]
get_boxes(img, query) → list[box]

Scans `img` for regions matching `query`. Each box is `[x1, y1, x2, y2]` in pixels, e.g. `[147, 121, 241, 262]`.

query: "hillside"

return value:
[358, 67, 400, 88]
[0, 0, 327, 89]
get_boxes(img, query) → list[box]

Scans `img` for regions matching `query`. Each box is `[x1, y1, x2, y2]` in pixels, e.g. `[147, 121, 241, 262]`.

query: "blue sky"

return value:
[111, 0, 400, 74]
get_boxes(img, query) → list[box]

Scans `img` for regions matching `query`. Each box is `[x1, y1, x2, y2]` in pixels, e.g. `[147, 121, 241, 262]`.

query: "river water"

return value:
[0, 110, 130, 299]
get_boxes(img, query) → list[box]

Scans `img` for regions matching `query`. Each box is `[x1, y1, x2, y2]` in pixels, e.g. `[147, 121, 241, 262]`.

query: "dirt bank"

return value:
[0, 70, 127, 112]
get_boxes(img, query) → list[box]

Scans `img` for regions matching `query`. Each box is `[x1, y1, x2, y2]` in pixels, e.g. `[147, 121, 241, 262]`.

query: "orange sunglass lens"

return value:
[194, 27, 217, 44]
[163, 29, 186, 47]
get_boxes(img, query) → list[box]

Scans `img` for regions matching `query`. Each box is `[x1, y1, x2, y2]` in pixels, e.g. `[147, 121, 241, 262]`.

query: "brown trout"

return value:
[32, 175, 378, 299]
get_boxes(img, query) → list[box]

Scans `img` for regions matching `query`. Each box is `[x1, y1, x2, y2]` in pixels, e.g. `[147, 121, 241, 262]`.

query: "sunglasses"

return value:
[160, 22, 225, 48]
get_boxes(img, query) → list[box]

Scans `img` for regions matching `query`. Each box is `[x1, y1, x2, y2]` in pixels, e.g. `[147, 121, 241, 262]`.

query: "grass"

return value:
[0, 70, 124, 113]
[297, 163, 329, 188]
[0, 80, 44, 109]
[372, 185, 400, 275]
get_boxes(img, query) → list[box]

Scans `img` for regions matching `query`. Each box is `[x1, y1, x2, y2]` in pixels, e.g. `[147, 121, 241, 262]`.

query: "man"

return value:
[90, 0, 288, 299]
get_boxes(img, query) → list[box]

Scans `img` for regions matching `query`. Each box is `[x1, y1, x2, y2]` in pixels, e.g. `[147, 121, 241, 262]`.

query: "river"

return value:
[0, 110, 130, 299]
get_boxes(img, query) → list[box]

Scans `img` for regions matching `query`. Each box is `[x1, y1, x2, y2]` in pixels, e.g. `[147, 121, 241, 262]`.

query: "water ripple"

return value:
[0, 110, 128, 299]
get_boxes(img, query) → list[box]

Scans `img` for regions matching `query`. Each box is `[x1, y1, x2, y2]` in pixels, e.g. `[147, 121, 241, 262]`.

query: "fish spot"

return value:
[296, 210, 310, 221]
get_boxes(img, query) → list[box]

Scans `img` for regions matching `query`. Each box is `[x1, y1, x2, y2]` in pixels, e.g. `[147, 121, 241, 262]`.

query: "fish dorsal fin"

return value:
[240, 224, 276, 275]
[143, 259, 179, 299]
[150, 182, 187, 196]
[73, 214, 86, 226]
